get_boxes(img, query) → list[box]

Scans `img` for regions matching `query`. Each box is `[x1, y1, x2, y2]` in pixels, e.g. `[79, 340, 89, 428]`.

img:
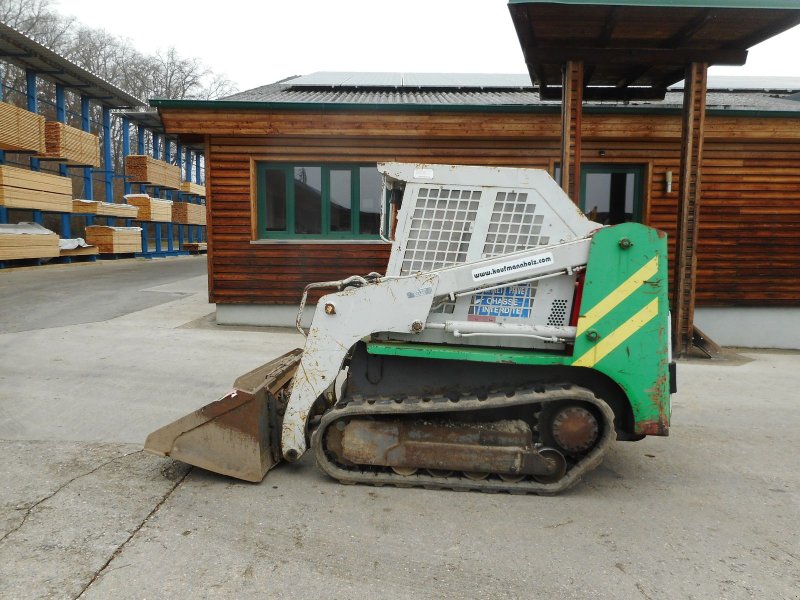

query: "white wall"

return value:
[694, 307, 800, 350]
[216, 304, 314, 329]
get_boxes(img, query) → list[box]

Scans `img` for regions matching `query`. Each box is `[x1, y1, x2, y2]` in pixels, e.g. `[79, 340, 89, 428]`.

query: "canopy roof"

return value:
[0, 22, 144, 108]
[508, 1, 800, 100]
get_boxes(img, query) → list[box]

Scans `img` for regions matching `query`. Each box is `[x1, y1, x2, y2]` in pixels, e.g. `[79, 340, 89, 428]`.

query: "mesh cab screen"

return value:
[399, 187, 481, 276]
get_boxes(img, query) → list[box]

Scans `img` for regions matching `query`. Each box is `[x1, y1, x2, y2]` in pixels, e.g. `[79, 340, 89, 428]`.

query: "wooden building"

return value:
[153, 73, 800, 348]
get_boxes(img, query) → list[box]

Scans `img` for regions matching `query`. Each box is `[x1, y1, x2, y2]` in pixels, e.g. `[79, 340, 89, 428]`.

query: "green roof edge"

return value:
[507, 0, 800, 9]
[150, 98, 800, 119]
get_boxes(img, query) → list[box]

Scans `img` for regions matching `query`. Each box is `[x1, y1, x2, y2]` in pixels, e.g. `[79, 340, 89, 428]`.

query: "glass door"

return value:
[580, 164, 644, 224]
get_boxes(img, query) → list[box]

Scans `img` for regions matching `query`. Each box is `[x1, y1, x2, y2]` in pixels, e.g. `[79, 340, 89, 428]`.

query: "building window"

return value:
[256, 163, 384, 239]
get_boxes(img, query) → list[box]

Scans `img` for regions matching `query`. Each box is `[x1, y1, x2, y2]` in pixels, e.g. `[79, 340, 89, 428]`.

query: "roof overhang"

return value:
[508, 0, 800, 100]
[116, 108, 205, 151]
[0, 22, 145, 108]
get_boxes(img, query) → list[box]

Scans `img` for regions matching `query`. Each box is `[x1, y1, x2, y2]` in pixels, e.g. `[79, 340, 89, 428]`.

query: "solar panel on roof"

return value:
[291, 72, 401, 87]
[291, 72, 533, 89]
[345, 73, 404, 87]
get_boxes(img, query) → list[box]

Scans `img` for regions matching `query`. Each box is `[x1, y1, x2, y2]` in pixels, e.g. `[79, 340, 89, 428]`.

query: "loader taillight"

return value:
[570, 272, 586, 329]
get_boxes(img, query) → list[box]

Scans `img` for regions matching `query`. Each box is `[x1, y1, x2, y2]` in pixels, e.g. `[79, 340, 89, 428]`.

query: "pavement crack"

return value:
[615, 563, 654, 600]
[73, 465, 192, 600]
[768, 540, 800, 562]
[0, 449, 142, 545]
[634, 582, 654, 600]
[544, 519, 573, 529]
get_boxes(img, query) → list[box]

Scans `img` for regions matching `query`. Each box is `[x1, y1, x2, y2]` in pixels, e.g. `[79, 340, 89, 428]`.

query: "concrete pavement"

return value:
[1, 257, 798, 600]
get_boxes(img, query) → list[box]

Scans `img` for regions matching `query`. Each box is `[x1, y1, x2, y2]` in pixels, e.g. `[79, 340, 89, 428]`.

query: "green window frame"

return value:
[579, 164, 644, 224]
[553, 163, 645, 224]
[256, 163, 384, 239]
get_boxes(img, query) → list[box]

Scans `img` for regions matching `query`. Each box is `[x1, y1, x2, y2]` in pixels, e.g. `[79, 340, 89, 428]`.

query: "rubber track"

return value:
[311, 384, 616, 495]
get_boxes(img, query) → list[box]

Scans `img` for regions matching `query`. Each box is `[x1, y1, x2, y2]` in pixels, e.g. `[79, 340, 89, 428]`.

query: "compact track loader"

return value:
[145, 163, 675, 494]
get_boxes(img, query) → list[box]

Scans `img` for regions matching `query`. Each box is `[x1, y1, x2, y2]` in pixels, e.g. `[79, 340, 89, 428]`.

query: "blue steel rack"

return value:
[0, 23, 207, 268]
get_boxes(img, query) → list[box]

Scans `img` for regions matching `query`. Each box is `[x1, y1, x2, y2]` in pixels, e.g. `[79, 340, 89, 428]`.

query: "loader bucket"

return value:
[144, 348, 303, 482]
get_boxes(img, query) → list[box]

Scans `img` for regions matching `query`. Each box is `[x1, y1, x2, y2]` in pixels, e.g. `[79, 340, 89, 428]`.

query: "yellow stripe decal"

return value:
[576, 256, 659, 336]
[572, 298, 659, 368]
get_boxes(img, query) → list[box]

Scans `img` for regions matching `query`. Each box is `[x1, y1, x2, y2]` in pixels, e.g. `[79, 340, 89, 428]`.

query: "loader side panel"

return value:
[571, 223, 671, 435]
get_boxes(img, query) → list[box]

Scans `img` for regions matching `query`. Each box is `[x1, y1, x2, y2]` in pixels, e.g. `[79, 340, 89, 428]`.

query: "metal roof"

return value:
[670, 76, 800, 92]
[152, 74, 800, 117]
[219, 85, 542, 105]
[508, 1, 800, 100]
[115, 109, 167, 132]
[0, 21, 145, 108]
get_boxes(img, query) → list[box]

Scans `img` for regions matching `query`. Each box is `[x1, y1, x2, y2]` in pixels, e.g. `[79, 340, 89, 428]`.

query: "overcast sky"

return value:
[56, 0, 800, 93]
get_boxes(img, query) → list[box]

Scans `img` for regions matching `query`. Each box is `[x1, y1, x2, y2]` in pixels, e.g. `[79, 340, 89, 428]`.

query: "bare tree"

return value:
[0, 0, 233, 201]
[0, 0, 237, 101]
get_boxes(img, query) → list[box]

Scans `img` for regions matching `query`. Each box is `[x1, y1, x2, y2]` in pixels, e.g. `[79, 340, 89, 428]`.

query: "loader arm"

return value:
[281, 237, 593, 460]
[281, 273, 439, 459]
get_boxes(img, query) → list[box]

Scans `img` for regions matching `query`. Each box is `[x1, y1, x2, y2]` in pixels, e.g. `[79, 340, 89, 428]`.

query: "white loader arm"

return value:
[280, 237, 592, 461]
[281, 273, 439, 459]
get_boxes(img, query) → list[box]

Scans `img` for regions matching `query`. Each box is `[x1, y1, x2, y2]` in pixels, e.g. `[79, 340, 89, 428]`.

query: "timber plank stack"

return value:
[124, 194, 172, 221]
[180, 181, 205, 197]
[125, 155, 181, 189]
[85, 225, 142, 254]
[41, 122, 102, 167]
[0, 164, 73, 212]
[60, 245, 99, 257]
[172, 201, 206, 225]
[0, 102, 46, 153]
[0, 223, 59, 260]
[72, 199, 139, 218]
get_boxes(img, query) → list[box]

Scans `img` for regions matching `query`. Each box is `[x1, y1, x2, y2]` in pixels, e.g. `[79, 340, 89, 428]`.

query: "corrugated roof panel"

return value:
[215, 79, 800, 113]
[0, 22, 144, 107]
[670, 76, 800, 91]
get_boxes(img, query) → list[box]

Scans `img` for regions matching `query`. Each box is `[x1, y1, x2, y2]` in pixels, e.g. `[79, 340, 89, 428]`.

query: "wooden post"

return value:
[560, 60, 583, 203]
[672, 62, 708, 356]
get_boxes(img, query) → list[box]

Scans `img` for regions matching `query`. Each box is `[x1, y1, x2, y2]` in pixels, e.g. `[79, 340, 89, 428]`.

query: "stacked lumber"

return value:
[72, 199, 139, 218]
[124, 194, 172, 222]
[172, 201, 206, 225]
[41, 122, 101, 167]
[85, 225, 142, 253]
[0, 102, 46, 153]
[0, 164, 73, 212]
[180, 181, 205, 197]
[184, 242, 207, 252]
[125, 155, 181, 189]
[60, 245, 99, 257]
[0, 222, 59, 260]
[59, 238, 99, 257]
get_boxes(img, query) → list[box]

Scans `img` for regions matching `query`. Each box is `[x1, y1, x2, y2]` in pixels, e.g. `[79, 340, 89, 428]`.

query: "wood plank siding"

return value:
[159, 108, 800, 307]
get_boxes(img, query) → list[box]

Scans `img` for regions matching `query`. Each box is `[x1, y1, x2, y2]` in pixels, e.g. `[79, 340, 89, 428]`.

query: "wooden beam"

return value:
[560, 61, 583, 204]
[525, 46, 747, 66]
[585, 6, 620, 85]
[526, 62, 550, 92]
[672, 62, 708, 357]
[729, 12, 800, 52]
[511, 4, 551, 92]
[617, 9, 712, 88]
[666, 9, 713, 47]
